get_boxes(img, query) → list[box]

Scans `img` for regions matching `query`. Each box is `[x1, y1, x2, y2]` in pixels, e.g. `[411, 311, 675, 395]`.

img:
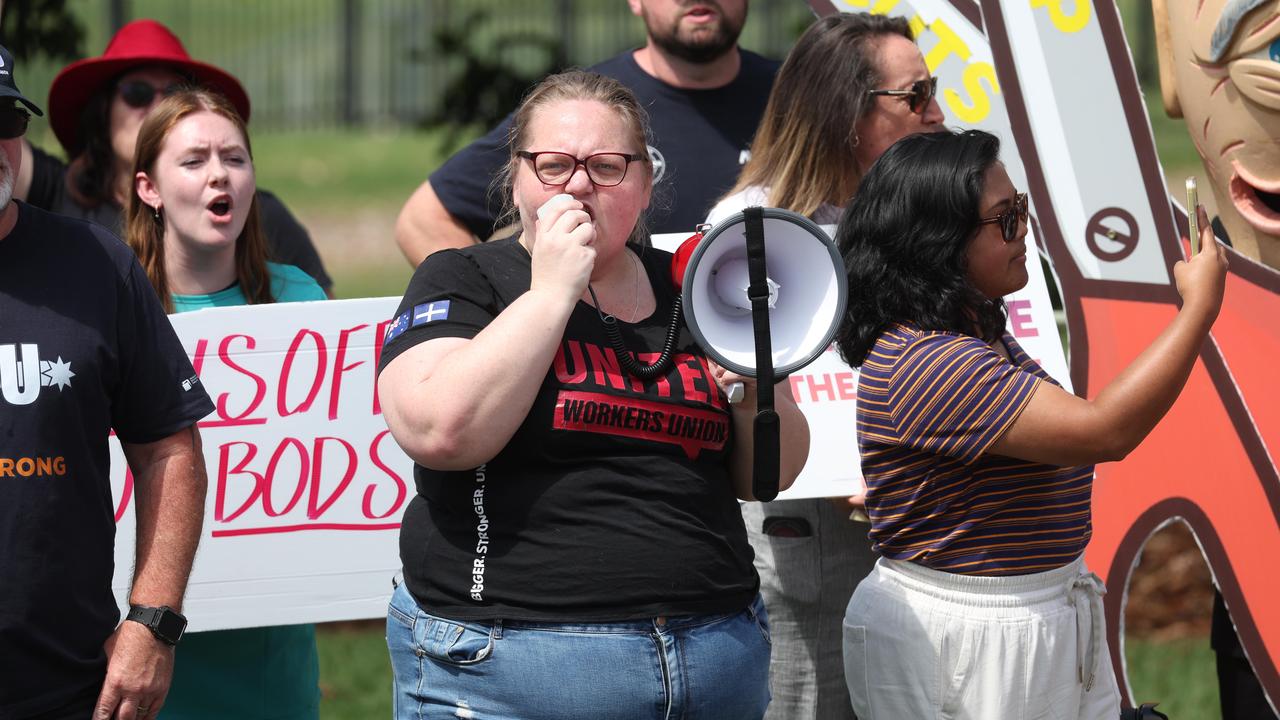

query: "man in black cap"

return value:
[0, 44, 214, 720]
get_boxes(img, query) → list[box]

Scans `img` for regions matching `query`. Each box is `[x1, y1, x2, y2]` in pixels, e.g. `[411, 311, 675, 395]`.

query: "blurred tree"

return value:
[418, 8, 566, 148]
[0, 0, 85, 62]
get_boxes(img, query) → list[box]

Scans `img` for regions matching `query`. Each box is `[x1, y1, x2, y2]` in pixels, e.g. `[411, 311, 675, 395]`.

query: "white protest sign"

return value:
[109, 298, 407, 631]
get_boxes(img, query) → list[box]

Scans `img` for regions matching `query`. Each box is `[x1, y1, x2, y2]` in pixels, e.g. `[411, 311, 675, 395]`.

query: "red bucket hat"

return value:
[47, 19, 251, 157]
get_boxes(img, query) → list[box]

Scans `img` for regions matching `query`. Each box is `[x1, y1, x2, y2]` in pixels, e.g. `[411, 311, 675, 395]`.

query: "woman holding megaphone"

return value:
[377, 70, 808, 720]
[706, 13, 944, 720]
[836, 128, 1226, 719]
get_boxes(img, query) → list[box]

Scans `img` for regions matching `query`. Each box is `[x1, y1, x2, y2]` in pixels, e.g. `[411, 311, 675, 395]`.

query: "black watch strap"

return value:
[126, 604, 187, 646]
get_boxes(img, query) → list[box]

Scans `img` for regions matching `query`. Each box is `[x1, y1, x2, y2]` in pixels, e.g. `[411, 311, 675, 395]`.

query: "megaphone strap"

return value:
[742, 207, 780, 502]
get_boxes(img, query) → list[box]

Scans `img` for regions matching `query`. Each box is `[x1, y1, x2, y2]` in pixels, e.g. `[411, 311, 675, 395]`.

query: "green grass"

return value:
[314, 625, 1222, 719]
[1125, 635, 1221, 719]
[331, 263, 415, 301]
[250, 128, 479, 214]
[1144, 92, 1204, 181]
[317, 622, 393, 720]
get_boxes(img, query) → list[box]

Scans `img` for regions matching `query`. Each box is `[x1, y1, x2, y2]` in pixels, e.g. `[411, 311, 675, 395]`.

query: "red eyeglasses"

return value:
[517, 150, 645, 187]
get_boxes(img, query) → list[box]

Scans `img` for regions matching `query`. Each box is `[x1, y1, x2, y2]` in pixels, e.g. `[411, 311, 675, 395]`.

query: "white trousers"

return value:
[843, 557, 1122, 720]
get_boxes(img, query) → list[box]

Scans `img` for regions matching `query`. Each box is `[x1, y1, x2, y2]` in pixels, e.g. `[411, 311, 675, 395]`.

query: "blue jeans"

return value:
[386, 582, 772, 720]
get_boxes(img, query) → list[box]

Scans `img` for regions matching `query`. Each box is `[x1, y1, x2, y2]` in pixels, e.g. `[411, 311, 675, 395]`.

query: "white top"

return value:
[705, 185, 844, 227]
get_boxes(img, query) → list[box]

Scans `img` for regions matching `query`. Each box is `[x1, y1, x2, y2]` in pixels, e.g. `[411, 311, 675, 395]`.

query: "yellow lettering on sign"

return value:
[908, 14, 926, 38]
[921, 17, 972, 73]
[946, 62, 1001, 123]
[838, 0, 901, 13]
[1030, 0, 1091, 34]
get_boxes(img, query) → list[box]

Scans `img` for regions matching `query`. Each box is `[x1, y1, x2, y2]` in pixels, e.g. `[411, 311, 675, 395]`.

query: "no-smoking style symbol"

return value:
[1085, 207, 1139, 262]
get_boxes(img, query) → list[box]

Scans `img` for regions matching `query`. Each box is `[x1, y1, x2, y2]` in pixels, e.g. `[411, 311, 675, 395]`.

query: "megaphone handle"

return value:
[743, 207, 780, 502]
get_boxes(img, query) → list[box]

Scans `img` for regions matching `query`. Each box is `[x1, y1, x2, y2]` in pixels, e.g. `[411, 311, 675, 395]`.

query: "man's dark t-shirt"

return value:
[378, 238, 757, 621]
[429, 50, 779, 239]
[25, 145, 333, 292]
[0, 203, 214, 718]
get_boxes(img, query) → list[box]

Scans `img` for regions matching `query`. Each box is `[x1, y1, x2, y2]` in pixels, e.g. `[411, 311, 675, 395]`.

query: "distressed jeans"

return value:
[386, 582, 772, 720]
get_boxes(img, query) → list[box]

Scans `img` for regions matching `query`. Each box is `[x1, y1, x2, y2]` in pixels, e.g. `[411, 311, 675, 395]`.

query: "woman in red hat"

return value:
[14, 18, 331, 295]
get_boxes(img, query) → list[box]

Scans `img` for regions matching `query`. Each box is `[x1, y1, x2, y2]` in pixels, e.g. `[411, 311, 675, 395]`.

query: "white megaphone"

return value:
[671, 207, 847, 501]
[675, 207, 847, 380]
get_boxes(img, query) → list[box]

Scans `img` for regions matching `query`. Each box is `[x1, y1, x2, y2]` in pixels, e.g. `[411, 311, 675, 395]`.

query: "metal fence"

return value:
[21, 0, 815, 133]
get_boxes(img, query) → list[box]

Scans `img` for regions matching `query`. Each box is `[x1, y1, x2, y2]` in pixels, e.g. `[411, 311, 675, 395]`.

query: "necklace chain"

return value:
[590, 249, 642, 322]
[625, 249, 640, 322]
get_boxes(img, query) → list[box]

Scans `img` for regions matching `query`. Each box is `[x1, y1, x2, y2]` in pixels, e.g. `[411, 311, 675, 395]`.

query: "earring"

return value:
[852, 135, 861, 148]
[152, 205, 162, 221]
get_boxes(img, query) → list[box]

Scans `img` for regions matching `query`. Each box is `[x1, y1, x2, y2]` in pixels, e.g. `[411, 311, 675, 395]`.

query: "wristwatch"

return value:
[125, 605, 188, 646]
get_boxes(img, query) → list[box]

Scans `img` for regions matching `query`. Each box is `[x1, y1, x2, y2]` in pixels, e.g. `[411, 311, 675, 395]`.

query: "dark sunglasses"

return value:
[0, 107, 30, 140]
[976, 192, 1029, 243]
[118, 80, 183, 109]
[867, 76, 938, 115]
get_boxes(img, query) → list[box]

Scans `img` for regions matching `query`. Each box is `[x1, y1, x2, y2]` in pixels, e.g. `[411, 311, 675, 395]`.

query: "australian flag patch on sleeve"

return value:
[384, 310, 411, 343]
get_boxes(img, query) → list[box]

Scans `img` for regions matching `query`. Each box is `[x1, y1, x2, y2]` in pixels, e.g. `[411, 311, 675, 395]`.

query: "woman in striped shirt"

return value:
[834, 129, 1226, 719]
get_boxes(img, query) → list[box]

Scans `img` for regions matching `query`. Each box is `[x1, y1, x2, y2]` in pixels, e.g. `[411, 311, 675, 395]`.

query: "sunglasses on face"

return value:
[517, 150, 645, 187]
[867, 76, 939, 115]
[976, 192, 1029, 243]
[0, 107, 30, 140]
[118, 80, 183, 109]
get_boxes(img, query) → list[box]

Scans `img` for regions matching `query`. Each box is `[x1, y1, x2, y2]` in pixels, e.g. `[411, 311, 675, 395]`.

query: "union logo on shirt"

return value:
[0, 343, 75, 406]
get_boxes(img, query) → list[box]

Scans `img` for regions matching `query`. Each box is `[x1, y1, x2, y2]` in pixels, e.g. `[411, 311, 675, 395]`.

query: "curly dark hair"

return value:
[834, 129, 1008, 367]
[66, 68, 197, 209]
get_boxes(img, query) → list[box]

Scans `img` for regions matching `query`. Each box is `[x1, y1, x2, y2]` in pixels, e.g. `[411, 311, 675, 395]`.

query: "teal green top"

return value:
[171, 262, 327, 312]
[161, 262, 324, 720]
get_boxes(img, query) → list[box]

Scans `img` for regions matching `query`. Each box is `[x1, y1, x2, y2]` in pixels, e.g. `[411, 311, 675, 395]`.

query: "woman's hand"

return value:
[709, 358, 810, 499]
[1174, 204, 1228, 320]
[529, 195, 596, 305]
[707, 359, 756, 407]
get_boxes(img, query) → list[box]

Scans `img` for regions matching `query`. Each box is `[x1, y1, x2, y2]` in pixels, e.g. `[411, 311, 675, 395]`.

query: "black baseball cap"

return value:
[0, 45, 44, 116]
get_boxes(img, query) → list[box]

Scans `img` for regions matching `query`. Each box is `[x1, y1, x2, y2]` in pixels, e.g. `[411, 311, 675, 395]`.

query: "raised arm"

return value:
[396, 118, 515, 266]
[94, 425, 207, 720]
[394, 180, 479, 265]
[380, 201, 596, 470]
[992, 207, 1228, 467]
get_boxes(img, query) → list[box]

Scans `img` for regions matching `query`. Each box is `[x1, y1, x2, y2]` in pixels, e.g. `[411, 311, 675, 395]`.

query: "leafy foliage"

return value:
[1, 0, 85, 62]
[419, 9, 566, 148]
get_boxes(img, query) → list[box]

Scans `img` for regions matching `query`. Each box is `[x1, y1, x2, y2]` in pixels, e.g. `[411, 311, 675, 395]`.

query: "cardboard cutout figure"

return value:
[1148, 1, 1280, 714]
[1153, 0, 1280, 269]
[807, 0, 1280, 713]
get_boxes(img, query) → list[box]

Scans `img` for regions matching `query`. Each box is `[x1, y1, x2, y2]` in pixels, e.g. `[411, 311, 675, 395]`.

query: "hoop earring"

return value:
[852, 135, 861, 148]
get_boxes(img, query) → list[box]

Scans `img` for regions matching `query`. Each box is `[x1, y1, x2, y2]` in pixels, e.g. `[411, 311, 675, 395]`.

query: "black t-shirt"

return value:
[0, 203, 214, 718]
[25, 145, 333, 291]
[378, 237, 757, 622]
[429, 49, 780, 238]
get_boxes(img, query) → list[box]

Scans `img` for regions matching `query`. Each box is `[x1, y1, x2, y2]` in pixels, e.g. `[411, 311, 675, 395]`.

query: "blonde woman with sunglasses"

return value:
[705, 14, 942, 720]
